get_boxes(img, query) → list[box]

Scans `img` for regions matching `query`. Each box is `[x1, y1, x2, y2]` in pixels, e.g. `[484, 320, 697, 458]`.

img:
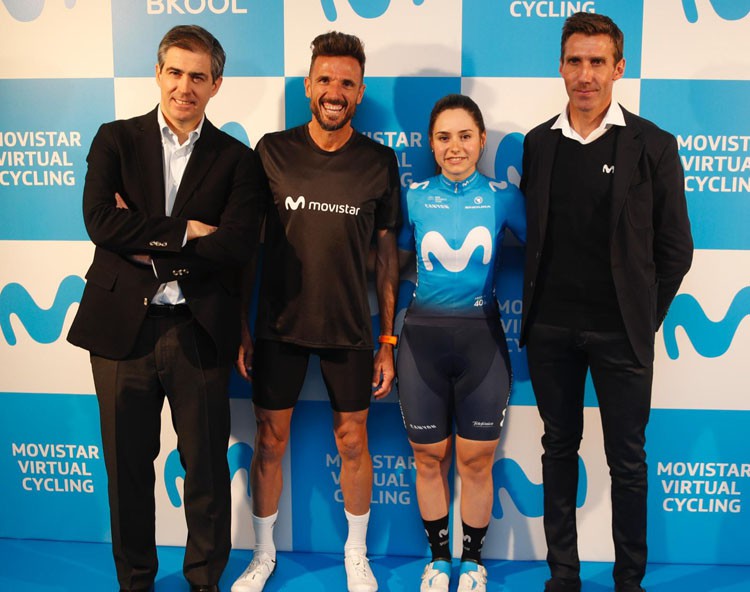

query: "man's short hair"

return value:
[309, 31, 366, 77]
[158, 25, 226, 82]
[560, 12, 624, 64]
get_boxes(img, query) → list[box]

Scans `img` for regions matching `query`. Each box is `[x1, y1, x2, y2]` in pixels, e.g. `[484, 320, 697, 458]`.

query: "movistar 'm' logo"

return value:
[421, 227, 493, 272]
[321, 0, 425, 21]
[681, 0, 750, 23]
[2, 0, 76, 22]
[285, 195, 306, 210]
[0, 275, 84, 345]
[663, 287, 750, 359]
[492, 456, 587, 520]
[164, 442, 253, 507]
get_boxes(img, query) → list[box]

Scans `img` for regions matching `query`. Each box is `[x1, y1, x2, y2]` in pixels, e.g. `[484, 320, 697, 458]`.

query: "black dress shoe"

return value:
[190, 586, 219, 592]
[545, 577, 582, 592]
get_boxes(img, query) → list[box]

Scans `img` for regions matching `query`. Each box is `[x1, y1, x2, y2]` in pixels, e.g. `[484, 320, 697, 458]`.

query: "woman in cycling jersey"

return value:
[397, 94, 526, 592]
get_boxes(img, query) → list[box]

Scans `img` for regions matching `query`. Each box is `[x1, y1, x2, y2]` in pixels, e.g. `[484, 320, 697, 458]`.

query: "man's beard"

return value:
[311, 99, 355, 132]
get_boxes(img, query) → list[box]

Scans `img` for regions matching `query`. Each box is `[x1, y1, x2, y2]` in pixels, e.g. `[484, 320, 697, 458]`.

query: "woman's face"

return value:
[430, 108, 486, 182]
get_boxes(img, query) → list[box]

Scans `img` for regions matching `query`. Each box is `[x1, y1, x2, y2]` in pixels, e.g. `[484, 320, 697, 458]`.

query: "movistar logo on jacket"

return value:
[284, 195, 361, 216]
[422, 226, 493, 272]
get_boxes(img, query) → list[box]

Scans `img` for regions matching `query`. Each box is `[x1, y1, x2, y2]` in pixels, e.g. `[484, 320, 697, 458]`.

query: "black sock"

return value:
[422, 515, 451, 562]
[461, 521, 488, 564]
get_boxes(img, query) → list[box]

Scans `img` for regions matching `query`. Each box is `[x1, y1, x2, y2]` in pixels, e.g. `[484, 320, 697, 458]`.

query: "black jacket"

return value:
[68, 107, 263, 362]
[520, 106, 694, 366]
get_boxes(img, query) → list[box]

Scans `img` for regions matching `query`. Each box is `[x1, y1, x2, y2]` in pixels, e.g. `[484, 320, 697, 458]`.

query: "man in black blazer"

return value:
[68, 25, 262, 592]
[519, 13, 693, 592]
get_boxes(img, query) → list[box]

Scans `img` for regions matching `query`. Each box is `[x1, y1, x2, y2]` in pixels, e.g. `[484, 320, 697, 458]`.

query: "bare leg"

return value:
[333, 409, 373, 515]
[411, 437, 453, 520]
[455, 435, 499, 527]
[250, 406, 294, 517]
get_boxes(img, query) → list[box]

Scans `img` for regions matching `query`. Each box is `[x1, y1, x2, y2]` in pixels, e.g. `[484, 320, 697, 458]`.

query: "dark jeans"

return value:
[526, 323, 653, 590]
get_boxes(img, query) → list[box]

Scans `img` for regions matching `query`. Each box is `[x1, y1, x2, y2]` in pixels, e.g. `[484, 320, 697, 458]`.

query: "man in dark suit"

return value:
[68, 25, 262, 592]
[519, 13, 693, 592]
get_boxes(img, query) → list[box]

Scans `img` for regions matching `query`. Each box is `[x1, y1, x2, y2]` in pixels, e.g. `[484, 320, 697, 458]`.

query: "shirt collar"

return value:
[439, 170, 480, 193]
[157, 108, 204, 147]
[551, 101, 625, 145]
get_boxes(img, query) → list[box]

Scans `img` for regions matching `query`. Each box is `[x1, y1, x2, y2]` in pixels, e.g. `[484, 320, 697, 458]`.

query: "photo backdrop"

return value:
[1, 0, 749, 565]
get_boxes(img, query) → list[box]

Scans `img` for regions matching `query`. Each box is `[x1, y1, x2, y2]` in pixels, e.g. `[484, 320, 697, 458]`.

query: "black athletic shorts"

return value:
[253, 339, 374, 412]
[396, 314, 511, 444]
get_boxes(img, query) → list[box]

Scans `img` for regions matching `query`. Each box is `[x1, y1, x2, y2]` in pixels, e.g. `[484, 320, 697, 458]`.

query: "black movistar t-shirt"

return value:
[255, 124, 401, 349]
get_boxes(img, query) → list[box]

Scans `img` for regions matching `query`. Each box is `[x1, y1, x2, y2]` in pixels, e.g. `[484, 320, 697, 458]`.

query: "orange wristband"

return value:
[378, 334, 398, 346]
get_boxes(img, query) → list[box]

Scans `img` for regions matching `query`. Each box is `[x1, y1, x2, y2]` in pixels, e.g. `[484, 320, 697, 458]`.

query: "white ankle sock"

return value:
[252, 511, 278, 561]
[344, 509, 370, 556]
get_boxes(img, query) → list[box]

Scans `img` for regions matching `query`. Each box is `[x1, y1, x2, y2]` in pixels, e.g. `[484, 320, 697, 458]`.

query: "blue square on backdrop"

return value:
[0, 79, 114, 241]
[0, 393, 110, 542]
[647, 408, 750, 564]
[112, 0, 284, 77]
[640, 79, 750, 250]
[462, 0, 643, 78]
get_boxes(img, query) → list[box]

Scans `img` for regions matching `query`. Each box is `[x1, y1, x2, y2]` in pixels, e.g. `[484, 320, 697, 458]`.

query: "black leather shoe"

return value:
[545, 577, 582, 592]
[190, 586, 219, 592]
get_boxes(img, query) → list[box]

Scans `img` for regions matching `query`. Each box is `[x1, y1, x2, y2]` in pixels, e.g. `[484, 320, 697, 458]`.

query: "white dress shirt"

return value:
[551, 101, 626, 145]
[151, 109, 203, 305]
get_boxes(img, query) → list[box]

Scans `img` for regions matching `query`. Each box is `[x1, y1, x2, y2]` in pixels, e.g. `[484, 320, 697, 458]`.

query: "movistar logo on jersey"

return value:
[681, 0, 750, 23]
[321, 0, 425, 21]
[421, 227, 492, 272]
[663, 287, 750, 359]
[2, 0, 76, 22]
[284, 195, 361, 216]
[492, 456, 587, 520]
[0, 276, 84, 345]
[164, 442, 252, 507]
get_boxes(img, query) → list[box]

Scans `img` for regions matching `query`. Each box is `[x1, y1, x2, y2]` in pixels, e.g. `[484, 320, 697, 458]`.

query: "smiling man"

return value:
[68, 25, 263, 592]
[232, 31, 400, 592]
[519, 12, 693, 592]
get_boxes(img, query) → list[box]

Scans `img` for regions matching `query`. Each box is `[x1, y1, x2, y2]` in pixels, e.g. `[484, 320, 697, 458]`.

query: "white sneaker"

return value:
[457, 561, 487, 592]
[420, 560, 451, 592]
[231, 551, 276, 592]
[344, 551, 378, 592]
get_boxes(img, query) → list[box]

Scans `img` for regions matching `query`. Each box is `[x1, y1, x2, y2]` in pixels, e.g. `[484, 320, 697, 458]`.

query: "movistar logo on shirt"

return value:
[284, 195, 361, 216]
[285, 195, 306, 210]
[421, 226, 493, 272]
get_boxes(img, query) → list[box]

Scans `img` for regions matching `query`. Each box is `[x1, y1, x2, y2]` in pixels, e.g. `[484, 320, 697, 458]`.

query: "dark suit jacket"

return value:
[519, 106, 694, 366]
[68, 107, 262, 362]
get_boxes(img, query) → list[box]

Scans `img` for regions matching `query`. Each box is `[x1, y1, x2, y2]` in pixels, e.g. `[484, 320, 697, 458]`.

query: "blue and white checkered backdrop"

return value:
[1, 0, 749, 564]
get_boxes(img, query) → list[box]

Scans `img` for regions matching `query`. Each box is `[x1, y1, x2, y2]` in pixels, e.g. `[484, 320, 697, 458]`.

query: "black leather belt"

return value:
[146, 303, 191, 318]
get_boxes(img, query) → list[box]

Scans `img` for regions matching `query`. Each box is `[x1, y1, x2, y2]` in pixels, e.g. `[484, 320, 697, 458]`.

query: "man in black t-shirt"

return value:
[520, 13, 693, 592]
[232, 32, 400, 592]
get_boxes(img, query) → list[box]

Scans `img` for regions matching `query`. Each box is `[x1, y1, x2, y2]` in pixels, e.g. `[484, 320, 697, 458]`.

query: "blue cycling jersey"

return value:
[398, 171, 526, 316]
